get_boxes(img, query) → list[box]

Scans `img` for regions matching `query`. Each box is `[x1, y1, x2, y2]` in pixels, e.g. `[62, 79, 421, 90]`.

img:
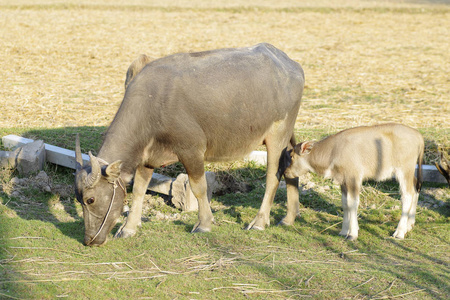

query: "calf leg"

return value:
[339, 184, 350, 237]
[407, 191, 419, 232]
[115, 165, 153, 238]
[393, 171, 416, 239]
[339, 179, 361, 240]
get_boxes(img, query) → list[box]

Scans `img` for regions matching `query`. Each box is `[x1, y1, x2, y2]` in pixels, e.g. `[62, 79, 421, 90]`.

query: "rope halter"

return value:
[85, 177, 126, 246]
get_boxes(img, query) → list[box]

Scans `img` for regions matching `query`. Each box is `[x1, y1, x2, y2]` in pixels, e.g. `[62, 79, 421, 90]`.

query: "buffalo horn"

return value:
[86, 151, 101, 188]
[75, 134, 83, 170]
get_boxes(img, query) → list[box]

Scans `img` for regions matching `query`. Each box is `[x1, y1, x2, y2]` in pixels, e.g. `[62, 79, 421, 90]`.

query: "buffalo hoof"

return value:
[277, 218, 294, 226]
[191, 221, 212, 233]
[245, 215, 268, 230]
[114, 228, 136, 239]
[245, 221, 265, 230]
[246, 225, 264, 230]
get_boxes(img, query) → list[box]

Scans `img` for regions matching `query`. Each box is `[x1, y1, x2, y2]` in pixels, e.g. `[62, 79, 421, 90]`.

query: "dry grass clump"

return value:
[0, 1, 448, 143]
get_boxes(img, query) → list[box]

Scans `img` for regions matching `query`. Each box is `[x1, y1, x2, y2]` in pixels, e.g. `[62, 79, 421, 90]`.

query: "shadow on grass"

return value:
[344, 219, 450, 300]
[0, 127, 107, 244]
[302, 179, 449, 299]
[24, 126, 107, 154]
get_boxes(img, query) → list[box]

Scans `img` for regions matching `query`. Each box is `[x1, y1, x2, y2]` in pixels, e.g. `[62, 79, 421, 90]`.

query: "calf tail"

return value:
[416, 144, 424, 193]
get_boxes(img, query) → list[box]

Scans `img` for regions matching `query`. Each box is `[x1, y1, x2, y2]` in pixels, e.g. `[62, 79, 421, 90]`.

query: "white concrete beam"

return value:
[2, 135, 447, 184]
[2, 134, 89, 169]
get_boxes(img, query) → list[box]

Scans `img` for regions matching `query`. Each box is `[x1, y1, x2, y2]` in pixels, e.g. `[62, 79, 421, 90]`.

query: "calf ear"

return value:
[294, 141, 315, 155]
[104, 160, 123, 182]
[276, 147, 292, 181]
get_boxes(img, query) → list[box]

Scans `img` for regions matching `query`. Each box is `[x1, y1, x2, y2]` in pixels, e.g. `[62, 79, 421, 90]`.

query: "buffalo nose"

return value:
[84, 236, 105, 247]
[84, 236, 93, 246]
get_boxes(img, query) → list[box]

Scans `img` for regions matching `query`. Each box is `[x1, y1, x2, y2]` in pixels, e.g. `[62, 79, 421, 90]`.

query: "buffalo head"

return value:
[74, 135, 126, 246]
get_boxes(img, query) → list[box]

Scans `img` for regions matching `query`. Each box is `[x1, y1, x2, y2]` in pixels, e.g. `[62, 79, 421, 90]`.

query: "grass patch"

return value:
[1, 156, 448, 299]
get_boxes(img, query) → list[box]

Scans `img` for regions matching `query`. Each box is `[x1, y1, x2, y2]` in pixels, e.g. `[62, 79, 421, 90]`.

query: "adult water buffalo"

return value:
[75, 43, 305, 246]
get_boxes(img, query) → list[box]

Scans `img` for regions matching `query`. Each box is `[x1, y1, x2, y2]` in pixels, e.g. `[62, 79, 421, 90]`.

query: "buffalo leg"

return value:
[181, 152, 214, 233]
[246, 137, 285, 230]
[115, 165, 153, 238]
[189, 172, 214, 232]
[279, 176, 300, 225]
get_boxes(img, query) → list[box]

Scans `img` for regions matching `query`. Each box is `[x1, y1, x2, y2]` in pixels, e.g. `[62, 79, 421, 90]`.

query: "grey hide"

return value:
[75, 43, 304, 246]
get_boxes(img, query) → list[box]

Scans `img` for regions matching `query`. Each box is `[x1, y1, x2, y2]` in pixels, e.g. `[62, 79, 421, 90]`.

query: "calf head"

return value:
[283, 141, 315, 179]
[75, 137, 126, 246]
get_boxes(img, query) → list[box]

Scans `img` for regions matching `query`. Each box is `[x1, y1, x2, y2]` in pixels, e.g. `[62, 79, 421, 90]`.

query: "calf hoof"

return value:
[339, 231, 357, 241]
[346, 235, 358, 241]
[392, 230, 405, 240]
[407, 222, 415, 232]
[114, 228, 136, 239]
[338, 230, 349, 237]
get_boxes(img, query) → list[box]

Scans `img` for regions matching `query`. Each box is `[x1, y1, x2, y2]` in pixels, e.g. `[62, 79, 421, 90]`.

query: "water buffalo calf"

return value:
[283, 123, 424, 240]
[75, 43, 305, 246]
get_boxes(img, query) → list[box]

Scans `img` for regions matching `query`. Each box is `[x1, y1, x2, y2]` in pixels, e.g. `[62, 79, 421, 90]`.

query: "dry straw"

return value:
[1, 1, 448, 152]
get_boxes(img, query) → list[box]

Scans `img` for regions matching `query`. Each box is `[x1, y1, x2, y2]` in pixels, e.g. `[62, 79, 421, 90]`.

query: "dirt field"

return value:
[1, 0, 448, 133]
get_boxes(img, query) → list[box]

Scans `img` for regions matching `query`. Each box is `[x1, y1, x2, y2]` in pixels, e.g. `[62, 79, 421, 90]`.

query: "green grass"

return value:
[0, 148, 448, 299]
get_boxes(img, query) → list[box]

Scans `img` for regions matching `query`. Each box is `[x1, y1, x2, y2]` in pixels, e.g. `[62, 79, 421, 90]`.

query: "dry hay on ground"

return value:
[0, 1, 448, 136]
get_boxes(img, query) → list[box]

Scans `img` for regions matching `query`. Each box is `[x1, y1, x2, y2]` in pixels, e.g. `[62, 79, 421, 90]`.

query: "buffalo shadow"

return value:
[1, 126, 107, 244]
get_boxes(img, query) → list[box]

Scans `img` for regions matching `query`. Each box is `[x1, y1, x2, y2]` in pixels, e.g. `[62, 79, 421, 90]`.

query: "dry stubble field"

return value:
[0, 1, 449, 299]
[1, 1, 449, 133]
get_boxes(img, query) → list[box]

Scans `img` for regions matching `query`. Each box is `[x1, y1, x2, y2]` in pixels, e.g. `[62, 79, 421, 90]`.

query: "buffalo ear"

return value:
[294, 141, 315, 155]
[104, 160, 122, 182]
[125, 54, 152, 89]
[276, 147, 292, 181]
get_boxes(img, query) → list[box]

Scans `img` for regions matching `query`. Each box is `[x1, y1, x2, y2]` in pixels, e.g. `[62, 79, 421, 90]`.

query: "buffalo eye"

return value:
[86, 197, 95, 205]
